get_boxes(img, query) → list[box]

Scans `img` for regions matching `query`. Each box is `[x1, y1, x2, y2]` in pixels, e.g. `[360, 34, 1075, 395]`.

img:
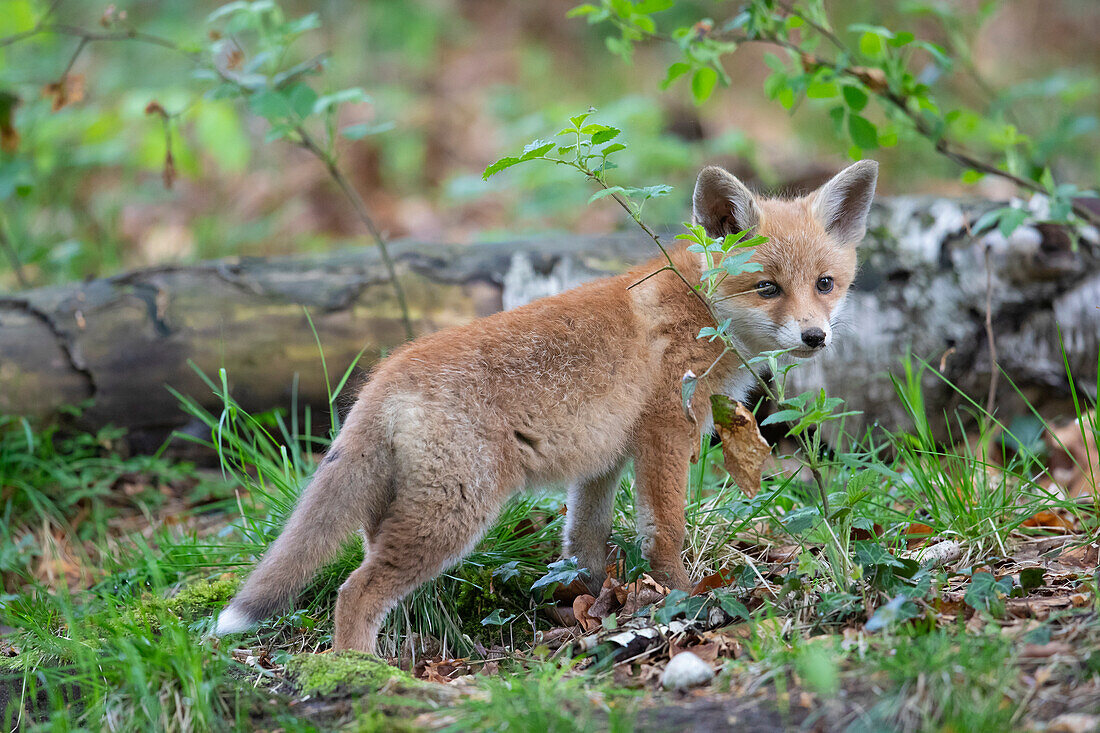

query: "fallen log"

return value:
[0, 196, 1096, 450]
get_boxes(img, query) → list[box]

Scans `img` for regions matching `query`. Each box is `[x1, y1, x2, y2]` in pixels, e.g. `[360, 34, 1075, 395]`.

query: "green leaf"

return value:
[782, 506, 820, 535]
[841, 85, 868, 112]
[964, 572, 1013, 616]
[714, 591, 750, 620]
[481, 609, 513, 625]
[531, 557, 587, 593]
[600, 142, 626, 155]
[285, 83, 318, 120]
[312, 87, 372, 116]
[847, 114, 879, 149]
[661, 61, 691, 90]
[591, 127, 621, 144]
[806, 80, 839, 99]
[997, 207, 1028, 237]
[520, 139, 555, 158]
[570, 111, 593, 128]
[340, 121, 395, 140]
[859, 31, 886, 60]
[492, 560, 522, 583]
[691, 67, 719, 105]
[1020, 567, 1045, 593]
[589, 186, 626, 203]
[566, 3, 599, 18]
[248, 89, 292, 122]
[482, 155, 521, 180]
[761, 409, 802, 426]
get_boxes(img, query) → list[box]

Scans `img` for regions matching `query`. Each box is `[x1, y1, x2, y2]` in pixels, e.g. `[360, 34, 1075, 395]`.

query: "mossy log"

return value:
[0, 197, 1096, 449]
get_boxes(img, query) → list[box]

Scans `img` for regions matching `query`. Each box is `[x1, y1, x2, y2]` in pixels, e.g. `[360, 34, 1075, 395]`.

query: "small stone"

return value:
[661, 651, 714, 690]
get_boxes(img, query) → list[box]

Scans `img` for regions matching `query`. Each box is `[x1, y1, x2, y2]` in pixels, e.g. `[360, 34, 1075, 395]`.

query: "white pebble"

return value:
[661, 651, 715, 690]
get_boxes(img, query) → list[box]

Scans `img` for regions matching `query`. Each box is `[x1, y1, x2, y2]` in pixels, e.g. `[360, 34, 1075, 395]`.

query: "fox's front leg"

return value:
[633, 415, 695, 591]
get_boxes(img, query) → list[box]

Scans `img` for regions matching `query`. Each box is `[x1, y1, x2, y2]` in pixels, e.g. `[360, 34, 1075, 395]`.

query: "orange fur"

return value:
[214, 161, 878, 653]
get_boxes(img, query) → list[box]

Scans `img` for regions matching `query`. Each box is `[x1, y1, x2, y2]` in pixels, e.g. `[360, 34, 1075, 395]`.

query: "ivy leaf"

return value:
[964, 572, 1014, 616]
[481, 608, 516, 626]
[531, 557, 587, 593]
[1019, 567, 1045, 593]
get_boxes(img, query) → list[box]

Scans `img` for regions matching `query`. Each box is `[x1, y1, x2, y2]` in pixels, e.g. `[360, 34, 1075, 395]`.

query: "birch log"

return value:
[0, 196, 1096, 449]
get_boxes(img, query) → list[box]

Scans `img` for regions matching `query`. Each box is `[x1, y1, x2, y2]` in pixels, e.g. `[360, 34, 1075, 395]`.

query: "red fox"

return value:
[214, 161, 877, 653]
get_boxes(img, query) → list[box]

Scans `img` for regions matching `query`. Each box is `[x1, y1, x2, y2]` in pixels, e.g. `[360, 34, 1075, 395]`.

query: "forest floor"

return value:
[1, 370, 1099, 732]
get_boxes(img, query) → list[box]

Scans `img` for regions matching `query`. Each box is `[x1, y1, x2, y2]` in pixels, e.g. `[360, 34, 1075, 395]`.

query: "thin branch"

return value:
[627, 266, 671, 290]
[297, 128, 414, 341]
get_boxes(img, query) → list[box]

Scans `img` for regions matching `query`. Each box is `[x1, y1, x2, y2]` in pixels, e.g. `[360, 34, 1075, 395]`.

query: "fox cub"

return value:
[215, 160, 878, 653]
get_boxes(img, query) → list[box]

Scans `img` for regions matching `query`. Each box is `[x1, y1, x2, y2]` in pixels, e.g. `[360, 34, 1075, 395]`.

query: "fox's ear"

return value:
[692, 166, 761, 239]
[811, 159, 878, 244]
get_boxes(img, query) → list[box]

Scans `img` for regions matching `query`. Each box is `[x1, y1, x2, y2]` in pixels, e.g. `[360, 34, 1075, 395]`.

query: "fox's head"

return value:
[692, 160, 877, 358]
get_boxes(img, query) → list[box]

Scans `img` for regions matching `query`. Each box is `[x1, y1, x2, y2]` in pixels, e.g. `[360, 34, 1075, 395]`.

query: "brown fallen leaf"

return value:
[905, 522, 934, 549]
[690, 566, 743, 596]
[42, 74, 85, 112]
[1021, 510, 1076, 533]
[589, 577, 626, 618]
[669, 636, 721, 664]
[414, 656, 470, 684]
[573, 594, 600, 633]
[711, 395, 770, 498]
[621, 574, 670, 616]
[1046, 411, 1099, 498]
[1020, 642, 1074, 659]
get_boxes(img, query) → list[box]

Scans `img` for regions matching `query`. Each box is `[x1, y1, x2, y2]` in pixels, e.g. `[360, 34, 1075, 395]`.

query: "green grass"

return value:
[0, 350, 1096, 730]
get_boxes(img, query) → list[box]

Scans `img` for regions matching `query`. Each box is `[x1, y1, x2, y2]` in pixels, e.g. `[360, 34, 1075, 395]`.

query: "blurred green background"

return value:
[0, 0, 1097, 290]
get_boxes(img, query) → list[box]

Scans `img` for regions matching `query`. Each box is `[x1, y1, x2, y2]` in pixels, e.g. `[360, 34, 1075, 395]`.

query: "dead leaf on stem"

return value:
[711, 394, 770, 498]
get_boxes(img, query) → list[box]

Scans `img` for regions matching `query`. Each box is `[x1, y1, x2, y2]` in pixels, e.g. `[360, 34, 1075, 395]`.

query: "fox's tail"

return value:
[214, 447, 379, 636]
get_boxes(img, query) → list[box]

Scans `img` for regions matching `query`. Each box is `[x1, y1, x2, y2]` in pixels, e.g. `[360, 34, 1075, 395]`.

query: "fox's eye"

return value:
[755, 281, 781, 299]
[816, 276, 834, 294]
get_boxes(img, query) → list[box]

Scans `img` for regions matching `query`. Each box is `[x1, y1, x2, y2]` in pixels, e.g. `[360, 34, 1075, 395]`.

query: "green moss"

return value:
[115, 574, 240, 632]
[453, 567, 536, 644]
[165, 575, 240, 621]
[286, 651, 414, 697]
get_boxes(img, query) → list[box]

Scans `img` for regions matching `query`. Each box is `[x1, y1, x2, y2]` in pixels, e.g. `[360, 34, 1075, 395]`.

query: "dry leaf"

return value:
[1021, 510, 1075, 533]
[589, 577, 626, 618]
[690, 566, 743, 596]
[42, 74, 85, 112]
[711, 394, 770, 498]
[1046, 411, 1099, 498]
[573, 594, 600, 632]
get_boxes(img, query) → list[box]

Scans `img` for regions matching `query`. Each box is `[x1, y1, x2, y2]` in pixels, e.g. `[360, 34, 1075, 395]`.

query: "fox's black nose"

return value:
[801, 328, 826, 348]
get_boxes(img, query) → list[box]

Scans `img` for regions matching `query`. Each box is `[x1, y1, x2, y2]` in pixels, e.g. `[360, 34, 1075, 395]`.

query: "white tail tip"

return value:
[214, 606, 253, 636]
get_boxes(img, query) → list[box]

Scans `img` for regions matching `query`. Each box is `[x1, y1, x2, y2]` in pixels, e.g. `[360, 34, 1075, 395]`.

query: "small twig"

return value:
[296, 128, 414, 341]
[627, 266, 671, 290]
[983, 243, 999, 415]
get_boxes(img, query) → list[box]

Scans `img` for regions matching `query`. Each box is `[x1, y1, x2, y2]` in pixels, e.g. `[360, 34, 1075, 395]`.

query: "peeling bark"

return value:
[0, 197, 1096, 449]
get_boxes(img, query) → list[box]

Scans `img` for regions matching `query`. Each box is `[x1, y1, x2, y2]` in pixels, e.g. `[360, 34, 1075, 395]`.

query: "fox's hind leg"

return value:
[563, 459, 626, 594]
[333, 472, 511, 654]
